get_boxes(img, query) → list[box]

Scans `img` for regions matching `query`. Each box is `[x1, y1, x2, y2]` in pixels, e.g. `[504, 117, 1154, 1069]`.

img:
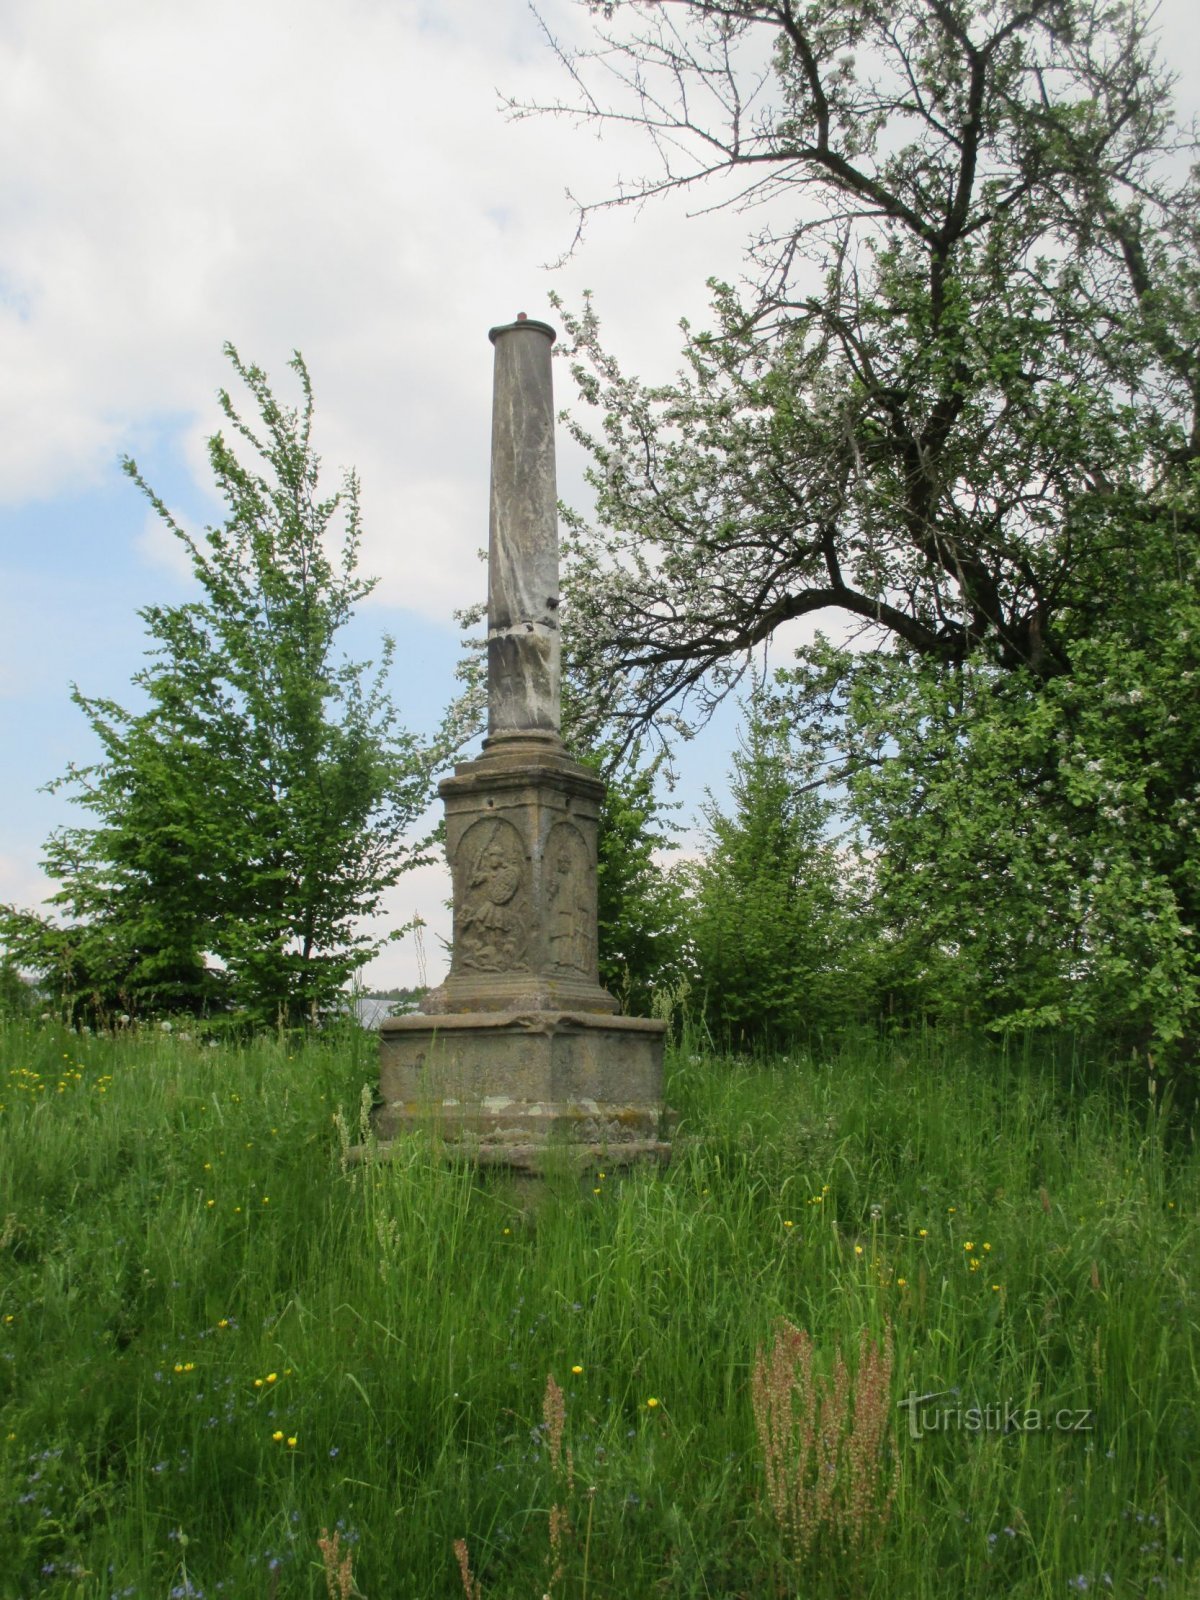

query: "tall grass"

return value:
[0, 1018, 1196, 1597]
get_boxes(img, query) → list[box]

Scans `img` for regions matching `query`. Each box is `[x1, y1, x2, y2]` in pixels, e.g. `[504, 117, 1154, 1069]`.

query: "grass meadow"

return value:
[0, 1017, 1196, 1599]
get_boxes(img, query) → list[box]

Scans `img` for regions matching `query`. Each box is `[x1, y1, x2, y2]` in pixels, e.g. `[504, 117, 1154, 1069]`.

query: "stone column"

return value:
[376, 313, 669, 1169]
[486, 315, 561, 741]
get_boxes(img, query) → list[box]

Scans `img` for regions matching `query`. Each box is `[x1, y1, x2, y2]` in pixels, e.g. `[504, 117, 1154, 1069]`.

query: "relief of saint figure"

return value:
[546, 823, 594, 976]
[456, 819, 528, 972]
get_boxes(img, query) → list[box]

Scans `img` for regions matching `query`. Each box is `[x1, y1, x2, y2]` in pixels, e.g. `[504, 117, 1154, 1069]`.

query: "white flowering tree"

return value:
[519, 0, 1199, 1060]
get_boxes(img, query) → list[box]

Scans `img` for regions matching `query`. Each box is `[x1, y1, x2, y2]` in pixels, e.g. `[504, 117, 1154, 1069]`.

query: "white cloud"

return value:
[0, 0, 751, 623]
[134, 506, 196, 584]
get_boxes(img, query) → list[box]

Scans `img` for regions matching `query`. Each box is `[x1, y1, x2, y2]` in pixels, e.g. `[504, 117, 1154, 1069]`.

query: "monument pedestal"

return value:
[373, 313, 668, 1170]
[377, 1009, 669, 1167]
[375, 733, 668, 1167]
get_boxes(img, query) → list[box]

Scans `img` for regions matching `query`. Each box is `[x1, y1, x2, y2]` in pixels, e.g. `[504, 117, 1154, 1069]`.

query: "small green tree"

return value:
[592, 749, 690, 1014]
[2, 346, 463, 1028]
[687, 709, 860, 1050]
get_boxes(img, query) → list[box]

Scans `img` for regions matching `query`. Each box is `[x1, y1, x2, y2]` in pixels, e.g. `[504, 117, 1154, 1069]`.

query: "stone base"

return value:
[376, 1009, 668, 1157]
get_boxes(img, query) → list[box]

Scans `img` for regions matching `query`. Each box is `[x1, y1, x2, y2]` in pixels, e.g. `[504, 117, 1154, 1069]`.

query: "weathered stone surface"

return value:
[487, 317, 560, 737]
[374, 315, 668, 1168]
[377, 1009, 668, 1148]
[424, 737, 617, 1017]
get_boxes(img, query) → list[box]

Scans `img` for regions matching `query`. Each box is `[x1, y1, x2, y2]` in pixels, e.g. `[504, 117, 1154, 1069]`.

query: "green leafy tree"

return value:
[686, 709, 861, 1049]
[515, 0, 1199, 1058]
[800, 519, 1200, 1050]
[2, 346, 464, 1027]
[0, 957, 35, 1018]
[592, 749, 691, 1013]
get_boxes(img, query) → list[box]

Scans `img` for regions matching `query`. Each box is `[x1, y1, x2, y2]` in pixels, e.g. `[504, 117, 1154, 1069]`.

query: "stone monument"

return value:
[376, 314, 669, 1166]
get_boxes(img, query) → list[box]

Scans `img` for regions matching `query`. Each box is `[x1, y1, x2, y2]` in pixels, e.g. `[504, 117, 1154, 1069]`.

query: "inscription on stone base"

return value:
[376, 1010, 667, 1151]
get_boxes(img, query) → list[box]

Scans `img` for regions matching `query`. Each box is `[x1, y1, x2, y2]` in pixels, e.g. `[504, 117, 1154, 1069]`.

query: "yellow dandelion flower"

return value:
[948, 1206, 956, 1214]
[502, 1227, 511, 1235]
[918, 1228, 928, 1237]
[897, 1277, 907, 1287]
[254, 1378, 264, 1388]
[598, 1172, 606, 1180]
[964, 1241, 974, 1250]
[571, 1365, 583, 1375]
[206, 1199, 216, 1209]
[266, 1372, 277, 1384]
[991, 1283, 1001, 1292]
[593, 1187, 602, 1195]
[272, 1430, 284, 1442]
[234, 1206, 242, 1214]
[783, 1219, 794, 1229]
[174, 1364, 184, 1374]
[646, 1397, 659, 1409]
[854, 1244, 864, 1255]
[262, 1196, 270, 1205]
[983, 1242, 991, 1251]
[183, 1362, 195, 1373]
[218, 1319, 229, 1329]
[287, 1436, 297, 1449]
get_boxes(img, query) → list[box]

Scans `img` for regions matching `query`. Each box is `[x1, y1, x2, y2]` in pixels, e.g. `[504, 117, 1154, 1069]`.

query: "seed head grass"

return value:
[0, 1017, 1196, 1596]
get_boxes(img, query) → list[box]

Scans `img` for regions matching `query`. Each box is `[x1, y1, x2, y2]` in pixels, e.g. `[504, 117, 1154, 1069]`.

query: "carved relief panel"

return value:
[544, 821, 596, 978]
[452, 817, 530, 974]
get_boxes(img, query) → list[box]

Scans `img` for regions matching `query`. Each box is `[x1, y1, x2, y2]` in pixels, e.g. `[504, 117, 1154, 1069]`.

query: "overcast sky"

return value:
[2, 0, 1197, 991]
